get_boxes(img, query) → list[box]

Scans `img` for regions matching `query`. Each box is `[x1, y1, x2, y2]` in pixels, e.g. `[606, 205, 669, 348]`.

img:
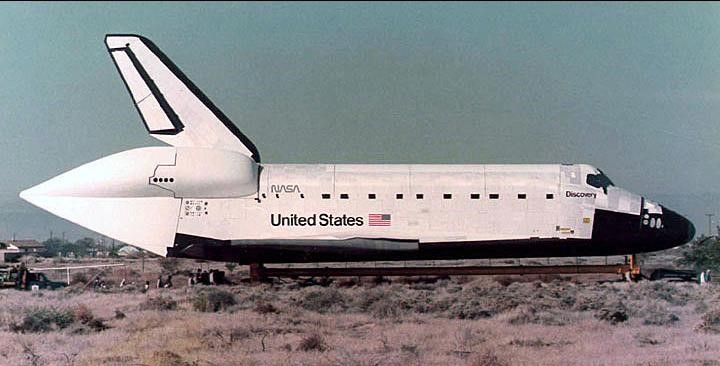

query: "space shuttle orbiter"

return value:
[21, 35, 694, 264]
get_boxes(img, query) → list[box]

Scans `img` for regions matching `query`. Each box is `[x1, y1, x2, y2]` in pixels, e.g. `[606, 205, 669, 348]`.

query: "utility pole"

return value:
[706, 214, 714, 237]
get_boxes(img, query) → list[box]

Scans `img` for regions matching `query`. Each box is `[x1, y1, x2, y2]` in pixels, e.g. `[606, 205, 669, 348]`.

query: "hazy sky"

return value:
[1, 2, 719, 239]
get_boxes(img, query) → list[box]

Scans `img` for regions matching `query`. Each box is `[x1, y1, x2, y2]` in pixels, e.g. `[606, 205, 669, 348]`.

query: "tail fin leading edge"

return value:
[105, 34, 260, 162]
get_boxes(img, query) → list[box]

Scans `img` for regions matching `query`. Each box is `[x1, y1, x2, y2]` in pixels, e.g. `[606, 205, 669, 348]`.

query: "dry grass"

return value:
[1, 257, 720, 365]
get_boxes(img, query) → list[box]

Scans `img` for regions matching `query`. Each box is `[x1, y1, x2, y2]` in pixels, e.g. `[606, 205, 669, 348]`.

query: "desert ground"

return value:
[1, 252, 719, 366]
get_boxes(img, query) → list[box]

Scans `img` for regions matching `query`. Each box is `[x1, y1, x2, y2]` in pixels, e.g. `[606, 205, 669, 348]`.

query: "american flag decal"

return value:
[369, 214, 392, 226]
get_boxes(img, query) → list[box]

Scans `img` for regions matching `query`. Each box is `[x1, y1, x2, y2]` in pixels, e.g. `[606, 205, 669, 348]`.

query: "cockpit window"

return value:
[586, 170, 614, 194]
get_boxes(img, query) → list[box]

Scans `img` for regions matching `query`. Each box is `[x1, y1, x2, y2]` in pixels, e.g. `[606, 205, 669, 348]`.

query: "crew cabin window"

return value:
[546, 194, 554, 199]
[443, 194, 452, 199]
[489, 194, 499, 199]
[322, 194, 331, 199]
[368, 193, 376, 199]
[340, 194, 349, 199]
[416, 193, 424, 199]
[470, 193, 480, 200]
[396, 193, 404, 199]
[586, 170, 615, 194]
[518, 194, 527, 199]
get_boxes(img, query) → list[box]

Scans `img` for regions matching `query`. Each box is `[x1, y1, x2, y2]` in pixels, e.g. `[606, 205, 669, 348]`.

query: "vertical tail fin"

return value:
[105, 34, 260, 162]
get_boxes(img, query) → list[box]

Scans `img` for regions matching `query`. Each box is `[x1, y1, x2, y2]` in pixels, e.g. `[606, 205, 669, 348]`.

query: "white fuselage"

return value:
[177, 162, 641, 244]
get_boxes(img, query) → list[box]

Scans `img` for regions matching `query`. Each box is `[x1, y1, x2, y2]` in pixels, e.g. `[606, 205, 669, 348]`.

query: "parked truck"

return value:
[0, 266, 66, 290]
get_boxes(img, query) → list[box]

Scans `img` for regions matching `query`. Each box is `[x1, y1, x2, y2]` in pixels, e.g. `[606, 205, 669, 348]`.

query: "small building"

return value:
[0, 240, 46, 261]
[0, 242, 20, 263]
[117, 245, 141, 258]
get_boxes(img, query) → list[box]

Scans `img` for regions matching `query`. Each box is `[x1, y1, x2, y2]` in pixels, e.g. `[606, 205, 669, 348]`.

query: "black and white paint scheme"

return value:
[20, 35, 695, 264]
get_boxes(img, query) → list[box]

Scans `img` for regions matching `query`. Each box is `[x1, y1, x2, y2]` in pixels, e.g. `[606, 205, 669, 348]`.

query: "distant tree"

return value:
[71, 237, 96, 257]
[160, 258, 181, 274]
[42, 237, 99, 258]
[109, 245, 120, 257]
[42, 238, 70, 257]
[225, 263, 237, 273]
[75, 237, 96, 249]
[677, 235, 720, 272]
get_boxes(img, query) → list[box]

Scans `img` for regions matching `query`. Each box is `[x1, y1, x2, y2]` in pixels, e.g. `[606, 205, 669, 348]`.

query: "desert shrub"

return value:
[406, 289, 446, 314]
[505, 305, 537, 325]
[695, 300, 710, 314]
[430, 280, 529, 319]
[65, 284, 87, 295]
[635, 332, 664, 347]
[230, 327, 252, 341]
[460, 282, 522, 313]
[225, 262, 237, 273]
[643, 311, 679, 326]
[351, 286, 406, 319]
[696, 307, 720, 333]
[254, 301, 278, 314]
[400, 275, 448, 289]
[493, 276, 515, 287]
[400, 343, 419, 356]
[329, 350, 389, 366]
[453, 327, 485, 351]
[448, 300, 495, 320]
[193, 288, 236, 312]
[353, 286, 389, 311]
[70, 305, 108, 333]
[201, 327, 251, 348]
[141, 296, 178, 311]
[504, 304, 570, 326]
[298, 332, 327, 352]
[370, 276, 391, 286]
[335, 277, 359, 288]
[508, 338, 555, 348]
[368, 296, 404, 319]
[630, 281, 690, 306]
[595, 301, 629, 324]
[468, 349, 509, 366]
[112, 282, 139, 293]
[71, 272, 89, 284]
[639, 302, 679, 326]
[300, 287, 349, 313]
[572, 293, 606, 311]
[73, 304, 94, 324]
[145, 350, 191, 366]
[12, 307, 74, 333]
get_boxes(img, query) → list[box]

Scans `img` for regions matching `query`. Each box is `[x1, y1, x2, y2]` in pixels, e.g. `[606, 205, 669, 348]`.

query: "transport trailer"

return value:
[247, 255, 643, 282]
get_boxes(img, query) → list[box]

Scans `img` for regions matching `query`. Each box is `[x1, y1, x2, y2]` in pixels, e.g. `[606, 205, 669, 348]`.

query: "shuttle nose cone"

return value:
[19, 184, 47, 207]
[661, 206, 695, 246]
[19, 187, 32, 201]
